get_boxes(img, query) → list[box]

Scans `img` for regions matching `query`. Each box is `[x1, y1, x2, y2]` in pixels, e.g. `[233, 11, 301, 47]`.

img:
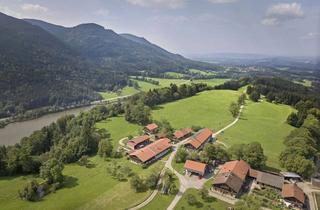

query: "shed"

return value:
[184, 160, 207, 176]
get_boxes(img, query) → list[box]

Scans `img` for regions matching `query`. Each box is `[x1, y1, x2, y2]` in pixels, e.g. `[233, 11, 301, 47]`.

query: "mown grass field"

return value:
[174, 188, 231, 210]
[191, 79, 229, 87]
[99, 86, 140, 99]
[219, 100, 295, 170]
[152, 90, 240, 131]
[164, 72, 186, 78]
[0, 117, 161, 210]
[189, 69, 216, 76]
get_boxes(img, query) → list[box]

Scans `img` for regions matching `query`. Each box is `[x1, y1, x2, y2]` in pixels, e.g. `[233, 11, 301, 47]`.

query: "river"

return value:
[0, 106, 93, 146]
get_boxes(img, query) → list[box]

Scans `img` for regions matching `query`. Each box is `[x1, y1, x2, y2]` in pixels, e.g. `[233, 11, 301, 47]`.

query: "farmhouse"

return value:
[129, 138, 171, 165]
[127, 135, 151, 150]
[256, 171, 284, 190]
[282, 184, 305, 208]
[184, 160, 207, 177]
[173, 128, 193, 141]
[144, 123, 158, 134]
[184, 128, 213, 150]
[212, 160, 250, 196]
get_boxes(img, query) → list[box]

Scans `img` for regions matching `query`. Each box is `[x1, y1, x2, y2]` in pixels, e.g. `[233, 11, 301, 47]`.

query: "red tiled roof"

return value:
[145, 123, 158, 131]
[185, 128, 213, 149]
[174, 128, 193, 139]
[129, 138, 171, 163]
[282, 184, 305, 204]
[218, 160, 250, 181]
[127, 135, 150, 147]
[184, 160, 206, 175]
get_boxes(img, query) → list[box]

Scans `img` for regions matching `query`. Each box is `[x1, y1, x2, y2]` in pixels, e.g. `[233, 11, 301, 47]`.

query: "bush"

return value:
[18, 180, 40, 201]
[186, 194, 198, 206]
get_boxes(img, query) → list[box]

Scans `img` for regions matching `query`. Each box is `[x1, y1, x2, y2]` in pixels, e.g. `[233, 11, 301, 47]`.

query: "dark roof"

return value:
[280, 172, 302, 179]
[213, 172, 244, 193]
[282, 184, 305, 204]
[257, 172, 284, 189]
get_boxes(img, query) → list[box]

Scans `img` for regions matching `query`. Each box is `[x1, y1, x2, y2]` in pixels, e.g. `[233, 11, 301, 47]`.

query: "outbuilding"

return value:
[184, 160, 207, 177]
[144, 123, 158, 134]
[282, 184, 305, 208]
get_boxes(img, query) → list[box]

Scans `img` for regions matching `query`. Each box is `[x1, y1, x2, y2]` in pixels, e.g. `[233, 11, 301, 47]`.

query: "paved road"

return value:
[297, 182, 320, 210]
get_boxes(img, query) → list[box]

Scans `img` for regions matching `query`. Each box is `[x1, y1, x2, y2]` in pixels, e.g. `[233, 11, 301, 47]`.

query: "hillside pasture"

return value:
[219, 100, 295, 169]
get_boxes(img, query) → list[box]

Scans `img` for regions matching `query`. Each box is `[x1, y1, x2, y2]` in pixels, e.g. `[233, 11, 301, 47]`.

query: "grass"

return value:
[0, 116, 160, 210]
[189, 69, 216, 76]
[294, 79, 312, 87]
[191, 79, 229, 87]
[165, 72, 186, 78]
[140, 171, 180, 210]
[99, 87, 140, 99]
[174, 188, 231, 210]
[96, 116, 141, 148]
[152, 90, 240, 131]
[219, 100, 295, 170]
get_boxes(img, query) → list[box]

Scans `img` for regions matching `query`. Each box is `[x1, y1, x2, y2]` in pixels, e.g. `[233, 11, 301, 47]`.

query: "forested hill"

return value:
[25, 19, 215, 73]
[0, 12, 127, 118]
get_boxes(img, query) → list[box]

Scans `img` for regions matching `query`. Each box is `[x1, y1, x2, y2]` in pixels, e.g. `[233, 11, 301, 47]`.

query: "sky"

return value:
[0, 0, 319, 58]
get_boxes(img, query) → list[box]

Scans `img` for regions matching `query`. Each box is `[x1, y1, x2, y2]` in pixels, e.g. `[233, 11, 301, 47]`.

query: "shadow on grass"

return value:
[63, 176, 79, 189]
[263, 165, 281, 173]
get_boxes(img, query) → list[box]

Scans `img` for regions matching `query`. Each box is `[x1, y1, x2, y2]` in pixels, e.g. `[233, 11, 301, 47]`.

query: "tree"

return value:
[175, 147, 188, 163]
[229, 144, 245, 160]
[157, 120, 174, 138]
[229, 102, 240, 118]
[40, 158, 64, 184]
[161, 171, 175, 194]
[199, 187, 209, 201]
[234, 195, 262, 210]
[246, 86, 253, 95]
[238, 93, 247, 105]
[145, 171, 160, 189]
[186, 194, 198, 206]
[98, 139, 113, 158]
[130, 174, 145, 192]
[242, 142, 266, 169]
[18, 180, 40, 201]
[249, 91, 260, 102]
[287, 112, 299, 127]
[78, 155, 89, 167]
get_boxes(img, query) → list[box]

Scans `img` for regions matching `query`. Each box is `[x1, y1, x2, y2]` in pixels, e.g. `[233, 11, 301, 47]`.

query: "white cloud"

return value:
[126, 0, 185, 9]
[21, 4, 48, 13]
[150, 15, 188, 24]
[261, 3, 304, 26]
[207, 0, 238, 4]
[301, 32, 320, 40]
[0, 5, 21, 17]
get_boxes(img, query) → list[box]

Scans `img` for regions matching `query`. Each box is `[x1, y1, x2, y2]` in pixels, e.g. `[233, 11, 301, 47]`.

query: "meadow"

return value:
[0, 117, 162, 210]
[219, 100, 295, 169]
[152, 90, 240, 131]
[174, 188, 231, 210]
[189, 69, 216, 76]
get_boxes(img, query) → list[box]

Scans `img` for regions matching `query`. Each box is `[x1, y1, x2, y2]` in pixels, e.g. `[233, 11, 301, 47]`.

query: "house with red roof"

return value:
[282, 184, 305, 208]
[129, 138, 171, 165]
[184, 128, 213, 150]
[127, 135, 151, 150]
[144, 123, 158, 135]
[184, 160, 207, 177]
[173, 128, 193, 141]
[212, 160, 250, 197]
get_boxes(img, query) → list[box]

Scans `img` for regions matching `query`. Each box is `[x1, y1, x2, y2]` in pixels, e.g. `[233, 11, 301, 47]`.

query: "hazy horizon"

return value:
[1, 0, 319, 58]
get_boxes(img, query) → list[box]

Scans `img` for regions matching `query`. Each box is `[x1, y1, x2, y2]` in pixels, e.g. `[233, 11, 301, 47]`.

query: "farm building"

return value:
[129, 138, 171, 165]
[144, 123, 158, 134]
[173, 128, 193, 141]
[184, 128, 213, 150]
[256, 171, 284, 190]
[184, 160, 207, 177]
[280, 172, 302, 182]
[212, 160, 250, 197]
[282, 184, 305, 208]
[127, 135, 151, 150]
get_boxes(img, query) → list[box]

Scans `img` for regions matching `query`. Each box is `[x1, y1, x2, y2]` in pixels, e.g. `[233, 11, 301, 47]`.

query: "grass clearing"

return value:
[219, 100, 295, 170]
[0, 116, 158, 210]
[99, 87, 139, 99]
[189, 69, 216, 76]
[192, 79, 229, 87]
[152, 90, 240, 131]
[165, 72, 186, 78]
[294, 79, 312, 87]
[174, 188, 231, 210]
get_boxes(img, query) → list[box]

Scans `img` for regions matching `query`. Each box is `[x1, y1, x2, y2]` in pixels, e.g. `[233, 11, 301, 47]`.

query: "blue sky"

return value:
[0, 0, 319, 57]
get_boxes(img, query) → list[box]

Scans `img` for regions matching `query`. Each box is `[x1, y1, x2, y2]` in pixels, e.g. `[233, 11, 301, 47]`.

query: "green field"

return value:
[152, 90, 240, 131]
[192, 79, 229, 87]
[0, 117, 161, 210]
[99, 86, 140, 99]
[294, 79, 312, 87]
[174, 188, 231, 210]
[219, 100, 295, 169]
[189, 69, 216, 76]
[165, 72, 186, 78]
